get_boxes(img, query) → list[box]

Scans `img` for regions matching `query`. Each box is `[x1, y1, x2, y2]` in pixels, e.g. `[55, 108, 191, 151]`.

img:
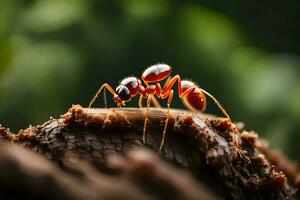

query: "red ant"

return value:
[88, 64, 234, 150]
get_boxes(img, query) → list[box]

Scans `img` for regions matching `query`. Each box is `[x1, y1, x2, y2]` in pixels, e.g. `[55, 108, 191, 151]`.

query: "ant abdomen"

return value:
[183, 89, 207, 112]
[181, 80, 207, 112]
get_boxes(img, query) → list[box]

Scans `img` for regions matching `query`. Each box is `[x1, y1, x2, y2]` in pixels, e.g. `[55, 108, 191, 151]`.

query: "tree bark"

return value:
[0, 105, 299, 200]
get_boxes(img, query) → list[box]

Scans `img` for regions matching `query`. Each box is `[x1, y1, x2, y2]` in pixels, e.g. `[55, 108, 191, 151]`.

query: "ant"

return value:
[88, 64, 234, 150]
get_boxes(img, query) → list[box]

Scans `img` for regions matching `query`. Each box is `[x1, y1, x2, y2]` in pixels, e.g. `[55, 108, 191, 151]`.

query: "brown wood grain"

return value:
[0, 105, 298, 200]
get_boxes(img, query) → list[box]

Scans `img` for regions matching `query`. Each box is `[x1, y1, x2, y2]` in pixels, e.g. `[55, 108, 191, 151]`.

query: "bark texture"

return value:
[0, 105, 299, 200]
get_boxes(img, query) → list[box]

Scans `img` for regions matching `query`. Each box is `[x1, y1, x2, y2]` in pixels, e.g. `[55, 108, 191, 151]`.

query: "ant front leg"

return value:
[143, 95, 153, 143]
[159, 89, 174, 150]
[88, 83, 116, 109]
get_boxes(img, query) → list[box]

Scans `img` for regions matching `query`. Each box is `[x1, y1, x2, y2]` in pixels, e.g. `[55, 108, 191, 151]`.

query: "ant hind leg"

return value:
[200, 88, 232, 121]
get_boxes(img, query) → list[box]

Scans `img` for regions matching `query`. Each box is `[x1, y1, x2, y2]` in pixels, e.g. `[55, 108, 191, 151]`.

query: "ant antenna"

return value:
[103, 87, 107, 108]
[88, 83, 116, 109]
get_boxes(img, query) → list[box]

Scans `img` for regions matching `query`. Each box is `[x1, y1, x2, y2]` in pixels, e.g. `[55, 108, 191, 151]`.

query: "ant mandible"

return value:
[88, 64, 233, 150]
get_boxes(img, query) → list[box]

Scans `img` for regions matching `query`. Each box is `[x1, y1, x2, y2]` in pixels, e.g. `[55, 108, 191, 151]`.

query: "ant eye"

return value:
[116, 85, 131, 101]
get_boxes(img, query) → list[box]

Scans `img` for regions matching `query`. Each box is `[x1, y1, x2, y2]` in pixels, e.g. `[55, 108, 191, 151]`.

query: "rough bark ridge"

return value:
[0, 105, 299, 200]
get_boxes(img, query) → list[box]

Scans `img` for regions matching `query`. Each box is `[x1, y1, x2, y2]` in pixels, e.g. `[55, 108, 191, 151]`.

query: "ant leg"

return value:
[151, 96, 161, 108]
[139, 94, 161, 108]
[200, 88, 231, 120]
[162, 75, 197, 98]
[138, 95, 144, 108]
[103, 88, 107, 108]
[159, 90, 174, 150]
[162, 75, 230, 120]
[143, 95, 153, 143]
[163, 76, 172, 88]
[88, 83, 116, 108]
[180, 86, 197, 98]
[139, 81, 161, 109]
[162, 75, 181, 95]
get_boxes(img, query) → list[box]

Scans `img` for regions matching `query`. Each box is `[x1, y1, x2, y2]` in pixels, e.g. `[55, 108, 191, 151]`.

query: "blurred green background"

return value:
[0, 0, 300, 158]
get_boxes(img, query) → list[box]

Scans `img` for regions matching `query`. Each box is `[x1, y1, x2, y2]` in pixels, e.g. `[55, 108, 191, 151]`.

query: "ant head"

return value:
[114, 85, 131, 105]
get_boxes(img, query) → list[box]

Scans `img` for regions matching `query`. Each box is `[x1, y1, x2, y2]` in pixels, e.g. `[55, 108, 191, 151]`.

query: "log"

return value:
[0, 141, 219, 200]
[0, 105, 298, 200]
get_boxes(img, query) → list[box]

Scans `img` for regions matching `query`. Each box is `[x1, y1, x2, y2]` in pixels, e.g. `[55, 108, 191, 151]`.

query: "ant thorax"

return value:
[145, 85, 156, 95]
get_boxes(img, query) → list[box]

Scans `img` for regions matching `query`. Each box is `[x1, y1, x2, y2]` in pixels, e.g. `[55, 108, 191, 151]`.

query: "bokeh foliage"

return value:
[0, 0, 300, 159]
